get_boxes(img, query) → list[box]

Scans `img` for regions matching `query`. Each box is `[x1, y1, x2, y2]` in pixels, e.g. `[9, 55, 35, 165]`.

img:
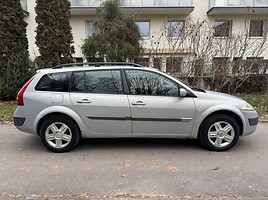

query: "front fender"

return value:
[190, 104, 246, 138]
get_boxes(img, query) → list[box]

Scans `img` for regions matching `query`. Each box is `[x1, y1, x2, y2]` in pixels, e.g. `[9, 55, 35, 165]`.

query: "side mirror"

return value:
[179, 88, 188, 97]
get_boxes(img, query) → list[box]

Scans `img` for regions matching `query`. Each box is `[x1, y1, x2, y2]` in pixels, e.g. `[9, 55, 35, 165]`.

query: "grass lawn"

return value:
[0, 101, 16, 123]
[0, 93, 267, 124]
[236, 93, 268, 120]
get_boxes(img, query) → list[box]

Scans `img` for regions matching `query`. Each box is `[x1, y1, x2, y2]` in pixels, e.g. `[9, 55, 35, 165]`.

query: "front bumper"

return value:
[241, 110, 259, 136]
[248, 117, 259, 126]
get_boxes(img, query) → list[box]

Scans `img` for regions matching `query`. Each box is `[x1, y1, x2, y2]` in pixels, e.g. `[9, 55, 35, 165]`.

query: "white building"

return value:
[21, 0, 268, 73]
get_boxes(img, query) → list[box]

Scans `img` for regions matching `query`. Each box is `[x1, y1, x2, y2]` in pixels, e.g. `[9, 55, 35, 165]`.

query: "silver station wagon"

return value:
[14, 62, 258, 152]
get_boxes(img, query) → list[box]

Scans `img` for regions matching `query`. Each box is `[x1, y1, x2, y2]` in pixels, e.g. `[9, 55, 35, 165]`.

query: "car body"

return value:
[14, 62, 258, 152]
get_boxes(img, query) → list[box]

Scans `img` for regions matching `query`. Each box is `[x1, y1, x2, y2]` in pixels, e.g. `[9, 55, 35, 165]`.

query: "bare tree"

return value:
[144, 18, 268, 94]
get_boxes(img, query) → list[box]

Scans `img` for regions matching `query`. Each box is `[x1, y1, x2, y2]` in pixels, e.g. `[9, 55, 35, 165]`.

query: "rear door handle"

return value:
[77, 99, 91, 104]
[132, 100, 146, 106]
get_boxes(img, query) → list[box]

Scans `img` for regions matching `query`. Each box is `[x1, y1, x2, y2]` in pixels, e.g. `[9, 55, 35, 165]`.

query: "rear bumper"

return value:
[14, 106, 38, 134]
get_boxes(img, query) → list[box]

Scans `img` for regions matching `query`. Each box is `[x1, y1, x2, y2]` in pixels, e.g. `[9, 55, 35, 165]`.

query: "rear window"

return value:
[35, 72, 71, 92]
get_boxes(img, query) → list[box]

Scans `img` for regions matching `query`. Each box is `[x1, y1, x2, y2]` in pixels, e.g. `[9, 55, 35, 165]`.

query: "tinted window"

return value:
[125, 70, 178, 96]
[35, 72, 70, 92]
[71, 70, 123, 94]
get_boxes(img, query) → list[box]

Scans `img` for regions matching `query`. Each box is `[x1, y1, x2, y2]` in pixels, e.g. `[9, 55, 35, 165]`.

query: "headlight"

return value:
[241, 103, 255, 110]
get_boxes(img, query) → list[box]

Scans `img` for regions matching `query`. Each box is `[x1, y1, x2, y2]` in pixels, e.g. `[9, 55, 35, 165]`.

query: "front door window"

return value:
[125, 69, 179, 96]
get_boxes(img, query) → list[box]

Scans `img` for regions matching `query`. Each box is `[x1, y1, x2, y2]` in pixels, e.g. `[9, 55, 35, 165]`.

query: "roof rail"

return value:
[52, 62, 143, 69]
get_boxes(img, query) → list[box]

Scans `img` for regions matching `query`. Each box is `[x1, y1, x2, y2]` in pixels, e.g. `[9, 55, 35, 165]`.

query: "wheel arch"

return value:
[37, 113, 78, 135]
[197, 110, 244, 138]
[34, 106, 90, 137]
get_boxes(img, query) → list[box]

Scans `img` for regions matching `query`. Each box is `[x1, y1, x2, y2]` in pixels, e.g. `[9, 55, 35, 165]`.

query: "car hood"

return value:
[192, 89, 247, 109]
[204, 90, 242, 101]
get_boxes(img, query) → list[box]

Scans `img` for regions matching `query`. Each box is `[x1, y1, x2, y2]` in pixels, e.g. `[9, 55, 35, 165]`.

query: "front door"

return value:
[125, 69, 195, 136]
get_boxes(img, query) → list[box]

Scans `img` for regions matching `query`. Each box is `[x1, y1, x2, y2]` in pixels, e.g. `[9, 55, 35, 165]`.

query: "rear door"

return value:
[70, 69, 131, 135]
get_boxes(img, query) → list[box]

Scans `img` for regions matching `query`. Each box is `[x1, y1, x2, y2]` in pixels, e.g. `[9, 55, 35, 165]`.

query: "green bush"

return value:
[0, 53, 32, 101]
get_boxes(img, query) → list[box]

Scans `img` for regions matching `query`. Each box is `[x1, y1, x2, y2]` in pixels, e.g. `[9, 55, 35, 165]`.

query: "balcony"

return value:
[69, 0, 194, 15]
[20, 0, 29, 16]
[208, 0, 268, 15]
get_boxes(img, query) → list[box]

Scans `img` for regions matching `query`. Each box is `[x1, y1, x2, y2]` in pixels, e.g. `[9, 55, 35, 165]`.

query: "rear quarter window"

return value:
[35, 72, 71, 92]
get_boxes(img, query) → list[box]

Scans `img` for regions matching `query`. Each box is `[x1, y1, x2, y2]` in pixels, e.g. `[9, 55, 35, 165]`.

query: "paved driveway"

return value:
[0, 124, 267, 199]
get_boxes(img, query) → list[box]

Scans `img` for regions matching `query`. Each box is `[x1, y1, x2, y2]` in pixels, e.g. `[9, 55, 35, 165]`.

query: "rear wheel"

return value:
[199, 114, 240, 151]
[40, 115, 80, 153]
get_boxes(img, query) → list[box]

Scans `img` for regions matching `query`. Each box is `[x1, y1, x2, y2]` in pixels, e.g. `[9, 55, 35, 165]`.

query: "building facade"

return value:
[21, 0, 268, 74]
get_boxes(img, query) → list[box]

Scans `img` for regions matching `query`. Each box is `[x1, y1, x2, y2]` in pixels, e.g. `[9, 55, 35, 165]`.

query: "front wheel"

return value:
[40, 115, 80, 153]
[199, 114, 240, 151]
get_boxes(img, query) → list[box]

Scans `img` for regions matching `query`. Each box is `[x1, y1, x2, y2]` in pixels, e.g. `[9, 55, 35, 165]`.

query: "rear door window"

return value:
[71, 70, 123, 94]
[35, 72, 71, 92]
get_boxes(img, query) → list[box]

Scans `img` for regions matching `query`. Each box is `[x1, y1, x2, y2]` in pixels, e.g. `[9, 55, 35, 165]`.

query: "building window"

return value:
[136, 21, 150, 38]
[249, 21, 266, 37]
[213, 57, 230, 75]
[193, 59, 205, 77]
[74, 57, 83, 63]
[153, 57, 162, 70]
[214, 20, 232, 37]
[155, 0, 166, 6]
[254, 0, 268, 6]
[214, 0, 225, 6]
[168, 21, 184, 38]
[86, 21, 95, 37]
[135, 57, 150, 67]
[246, 57, 264, 74]
[166, 57, 182, 73]
[232, 57, 242, 74]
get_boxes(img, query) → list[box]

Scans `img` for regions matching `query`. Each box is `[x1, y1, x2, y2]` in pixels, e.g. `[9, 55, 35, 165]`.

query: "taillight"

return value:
[17, 78, 33, 106]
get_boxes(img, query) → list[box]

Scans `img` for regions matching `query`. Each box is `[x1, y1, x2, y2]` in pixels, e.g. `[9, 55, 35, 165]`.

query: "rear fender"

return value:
[34, 106, 93, 138]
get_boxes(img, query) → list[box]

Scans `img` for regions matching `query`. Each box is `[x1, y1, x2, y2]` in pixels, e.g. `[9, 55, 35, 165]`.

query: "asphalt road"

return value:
[0, 123, 268, 200]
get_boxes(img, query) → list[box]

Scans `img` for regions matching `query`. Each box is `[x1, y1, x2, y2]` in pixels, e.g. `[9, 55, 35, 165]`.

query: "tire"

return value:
[40, 115, 80, 153]
[199, 114, 240, 151]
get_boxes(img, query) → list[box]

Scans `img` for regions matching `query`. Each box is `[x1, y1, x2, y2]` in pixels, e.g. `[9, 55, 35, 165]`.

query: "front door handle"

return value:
[77, 99, 91, 104]
[132, 100, 146, 106]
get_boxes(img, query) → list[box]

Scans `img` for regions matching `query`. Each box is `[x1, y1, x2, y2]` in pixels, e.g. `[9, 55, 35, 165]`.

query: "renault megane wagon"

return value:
[14, 62, 258, 152]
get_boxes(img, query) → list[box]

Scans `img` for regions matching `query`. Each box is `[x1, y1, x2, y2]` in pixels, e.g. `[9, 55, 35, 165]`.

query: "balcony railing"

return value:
[70, 0, 193, 7]
[210, 0, 268, 8]
[20, 0, 27, 11]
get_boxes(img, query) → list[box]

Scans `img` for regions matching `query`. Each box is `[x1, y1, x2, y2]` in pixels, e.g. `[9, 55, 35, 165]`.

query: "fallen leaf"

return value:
[167, 166, 177, 173]
[124, 160, 132, 167]
[121, 173, 129, 177]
